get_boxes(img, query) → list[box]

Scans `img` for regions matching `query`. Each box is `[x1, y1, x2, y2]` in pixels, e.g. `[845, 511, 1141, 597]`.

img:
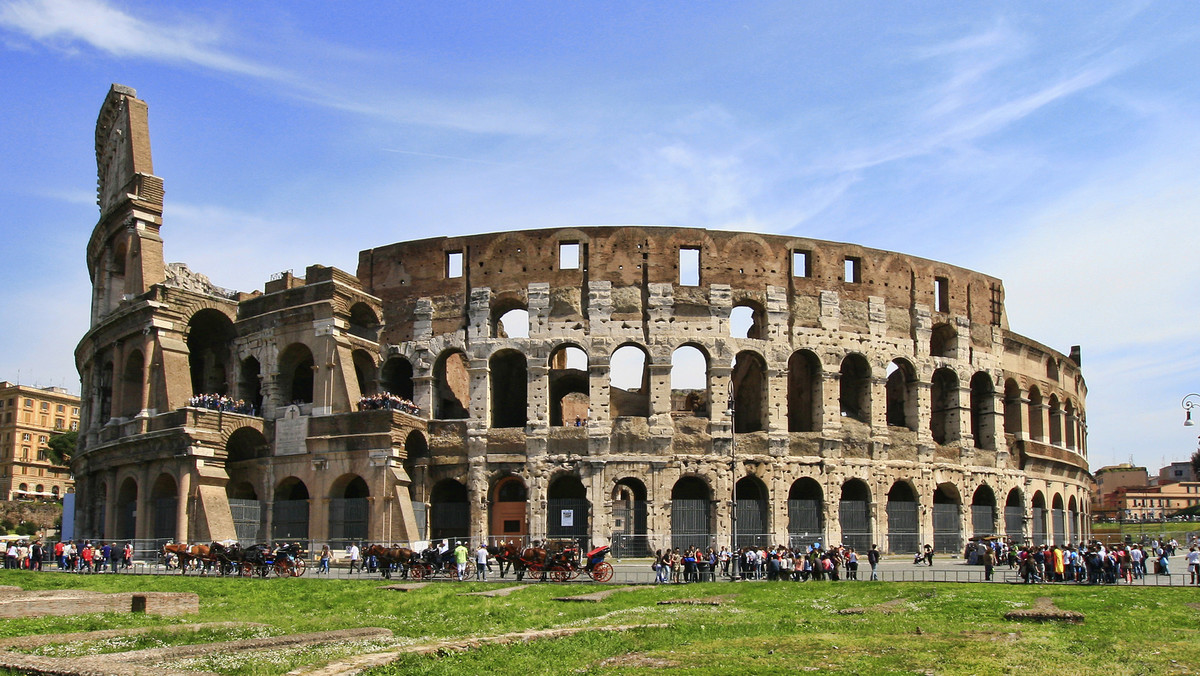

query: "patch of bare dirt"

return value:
[597, 652, 679, 668]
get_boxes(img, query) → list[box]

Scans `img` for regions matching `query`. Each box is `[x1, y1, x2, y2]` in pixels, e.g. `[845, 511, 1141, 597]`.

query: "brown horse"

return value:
[161, 542, 211, 574]
[515, 547, 548, 581]
[488, 541, 524, 578]
[362, 544, 416, 579]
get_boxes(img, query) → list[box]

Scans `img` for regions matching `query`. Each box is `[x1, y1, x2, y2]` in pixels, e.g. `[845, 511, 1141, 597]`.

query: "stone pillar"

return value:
[647, 362, 673, 433]
[915, 381, 934, 446]
[820, 370, 842, 435]
[135, 463, 152, 541]
[104, 468, 119, 539]
[468, 358, 489, 426]
[176, 468, 192, 543]
[527, 364, 549, 432]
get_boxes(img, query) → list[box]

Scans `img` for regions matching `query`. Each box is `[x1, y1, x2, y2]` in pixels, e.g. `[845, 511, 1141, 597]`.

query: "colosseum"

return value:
[72, 84, 1092, 556]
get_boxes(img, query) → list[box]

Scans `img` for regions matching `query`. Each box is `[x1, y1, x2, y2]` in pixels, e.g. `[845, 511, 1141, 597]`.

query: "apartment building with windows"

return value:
[0, 381, 78, 500]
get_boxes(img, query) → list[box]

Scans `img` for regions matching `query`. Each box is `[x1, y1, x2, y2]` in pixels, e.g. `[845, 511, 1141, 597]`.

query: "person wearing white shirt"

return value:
[1187, 546, 1200, 585]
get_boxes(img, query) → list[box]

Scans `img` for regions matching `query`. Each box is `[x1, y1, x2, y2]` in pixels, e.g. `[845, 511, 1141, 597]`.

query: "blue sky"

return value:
[1, 1, 1199, 473]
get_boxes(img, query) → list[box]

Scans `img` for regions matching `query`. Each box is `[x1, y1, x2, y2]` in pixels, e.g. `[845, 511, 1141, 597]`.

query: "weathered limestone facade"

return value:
[73, 85, 1091, 554]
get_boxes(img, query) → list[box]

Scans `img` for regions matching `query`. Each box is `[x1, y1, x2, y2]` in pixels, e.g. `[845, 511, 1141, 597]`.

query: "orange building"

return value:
[0, 381, 78, 500]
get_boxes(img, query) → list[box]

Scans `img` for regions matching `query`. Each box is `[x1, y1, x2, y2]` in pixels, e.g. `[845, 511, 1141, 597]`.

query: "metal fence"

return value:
[887, 501, 919, 555]
[971, 505, 995, 539]
[839, 500, 871, 552]
[933, 504, 961, 553]
[671, 499, 712, 552]
[1004, 506, 1024, 544]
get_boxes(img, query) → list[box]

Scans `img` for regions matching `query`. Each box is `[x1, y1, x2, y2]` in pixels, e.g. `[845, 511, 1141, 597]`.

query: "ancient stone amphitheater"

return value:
[73, 85, 1091, 557]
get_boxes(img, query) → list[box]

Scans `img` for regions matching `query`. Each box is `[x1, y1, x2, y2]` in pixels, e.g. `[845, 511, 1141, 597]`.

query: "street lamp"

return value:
[1183, 394, 1200, 426]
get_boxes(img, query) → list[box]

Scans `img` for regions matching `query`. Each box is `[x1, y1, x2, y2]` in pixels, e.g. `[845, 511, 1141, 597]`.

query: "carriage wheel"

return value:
[239, 563, 254, 578]
[292, 558, 307, 577]
[528, 564, 544, 581]
[565, 566, 582, 581]
[409, 564, 427, 580]
[273, 561, 289, 578]
[590, 562, 614, 583]
[550, 567, 571, 583]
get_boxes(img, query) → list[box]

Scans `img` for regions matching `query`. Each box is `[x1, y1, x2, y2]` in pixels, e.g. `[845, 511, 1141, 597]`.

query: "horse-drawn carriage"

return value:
[164, 542, 307, 578]
[493, 540, 614, 582]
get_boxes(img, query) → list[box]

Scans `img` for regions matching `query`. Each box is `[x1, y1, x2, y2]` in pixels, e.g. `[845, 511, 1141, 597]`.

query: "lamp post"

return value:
[728, 381, 737, 580]
[1183, 394, 1200, 426]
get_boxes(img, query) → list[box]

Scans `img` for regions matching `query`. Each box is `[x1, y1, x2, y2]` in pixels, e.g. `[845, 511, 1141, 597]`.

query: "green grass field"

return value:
[1, 570, 1198, 675]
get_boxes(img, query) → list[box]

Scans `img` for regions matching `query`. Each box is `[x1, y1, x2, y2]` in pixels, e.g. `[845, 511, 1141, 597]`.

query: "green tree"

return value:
[1192, 448, 1200, 480]
[45, 430, 77, 467]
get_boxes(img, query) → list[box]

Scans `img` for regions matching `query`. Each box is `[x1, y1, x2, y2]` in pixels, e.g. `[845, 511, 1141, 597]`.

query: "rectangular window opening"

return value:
[792, 250, 811, 278]
[446, 251, 464, 279]
[935, 277, 950, 313]
[559, 242, 580, 270]
[844, 257, 861, 283]
[679, 247, 700, 286]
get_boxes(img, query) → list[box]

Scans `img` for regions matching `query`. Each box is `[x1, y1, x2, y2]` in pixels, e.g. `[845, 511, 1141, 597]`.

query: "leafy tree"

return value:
[1192, 448, 1200, 480]
[45, 430, 77, 467]
[15, 521, 37, 536]
[0, 518, 13, 533]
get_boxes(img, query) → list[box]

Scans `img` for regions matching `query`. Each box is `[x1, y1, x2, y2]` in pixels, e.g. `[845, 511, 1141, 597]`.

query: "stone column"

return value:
[135, 463, 152, 541]
[104, 468, 119, 540]
[176, 467, 192, 543]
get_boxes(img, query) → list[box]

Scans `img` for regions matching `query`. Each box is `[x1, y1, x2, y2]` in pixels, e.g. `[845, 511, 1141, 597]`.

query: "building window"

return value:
[40, 402, 48, 411]
[69, 421, 78, 431]
[38, 435, 47, 444]
[21, 433, 30, 442]
[679, 247, 700, 286]
[935, 277, 950, 313]
[72, 407, 79, 415]
[844, 257, 861, 283]
[24, 399, 32, 408]
[37, 450, 47, 461]
[792, 250, 811, 278]
[56, 404, 64, 412]
[559, 242, 580, 270]
[446, 251, 464, 279]
[54, 418, 64, 429]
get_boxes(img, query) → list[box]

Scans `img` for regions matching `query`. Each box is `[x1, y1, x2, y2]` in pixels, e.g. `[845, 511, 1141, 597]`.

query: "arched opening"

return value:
[788, 350, 821, 432]
[1005, 489, 1024, 544]
[347, 302, 380, 342]
[99, 361, 114, 424]
[119, 350, 144, 418]
[839, 354, 871, 424]
[493, 305, 530, 338]
[971, 485, 997, 538]
[1064, 400, 1077, 450]
[1067, 495, 1079, 545]
[932, 483, 962, 554]
[110, 240, 128, 302]
[609, 345, 649, 418]
[1048, 395, 1063, 446]
[272, 478, 310, 540]
[930, 323, 956, 358]
[226, 474, 262, 543]
[886, 481, 919, 555]
[238, 357, 263, 414]
[381, 356, 415, 401]
[1031, 491, 1047, 545]
[732, 351, 768, 433]
[403, 430, 429, 533]
[612, 478, 648, 556]
[225, 427, 270, 465]
[730, 301, 766, 339]
[885, 359, 918, 430]
[1027, 387, 1044, 442]
[671, 476, 712, 552]
[670, 345, 710, 418]
[277, 343, 315, 405]
[1003, 379, 1023, 437]
[734, 476, 768, 549]
[329, 474, 370, 543]
[429, 479, 469, 542]
[433, 351, 470, 419]
[1051, 493, 1065, 547]
[549, 345, 589, 426]
[489, 476, 528, 540]
[970, 372, 996, 450]
[547, 474, 590, 549]
[930, 368, 960, 445]
[352, 349, 378, 398]
[150, 473, 178, 540]
[839, 480, 872, 552]
[116, 477, 137, 540]
[787, 477, 823, 547]
[489, 349, 527, 428]
[187, 309, 235, 396]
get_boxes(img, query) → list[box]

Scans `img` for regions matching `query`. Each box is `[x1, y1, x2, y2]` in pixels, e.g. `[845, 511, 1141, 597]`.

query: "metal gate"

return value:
[1031, 508, 1047, 546]
[734, 499, 769, 549]
[1067, 510, 1077, 545]
[886, 500, 919, 555]
[839, 500, 871, 552]
[547, 498, 590, 551]
[430, 502, 469, 541]
[612, 502, 650, 556]
[971, 505, 995, 538]
[788, 499, 822, 541]
[229, 498, 262, 543]
[932, 503, 961, 553]
[118, 501, 136, 540]
[1051, 509, 1065, 546]
[272, 499, 309, 540]
[329, 498, 369, 541]
[153, 497, 177, 540]
[671, 498, 712, 551]
[412, 501, 427, 541]
[1004, 506, 1024, 544]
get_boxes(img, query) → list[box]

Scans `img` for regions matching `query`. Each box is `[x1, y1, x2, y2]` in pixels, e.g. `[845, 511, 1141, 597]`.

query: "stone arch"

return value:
[489, 348, 527, 428]
[734, 475, 769, 549]
[930, 322, 956, 358]
[1048, 394, 1063, 446]
[839, 479, 872, 552]
[671, 475, 712, 552]
[1051, 492, 1066, 546]
[1004, 488, 1024, 544]
[1064, 399, 1077, 450]
[238, 356, 263, 414]
[433, 349, 470, 419]
[273, 477, 310, 540]
[546, 473, 590, 548]
[277, 343, 315, 405]
[352, 349, 378, 398]
[1027, 386, 1044, 441]
[224, 426, 270, 464]
[430, 478, 469, 542]
[1067, 494, 1080, 544]
[930, 367, 960, 444]
[1030, 490, 1048, 545]
[489, 474, 528, 540]
[187, 308, 236, 396]
[612, 477, 648, 552]
[119, 349, 144, 418]
[885, 480, 920, 555]
[730, 299, 767, 339]
[99, 360, 114, 424]
[381, 356, 415, 400]
[970, 484, 997, 538]
[788, 350, 822, 432]
[549, 344, 589, 426]
[671, 344, 710, 418]
[610, 344, 650, 418]
[1003, 379, 1023, 436]
[787, 477, 823, 544]
[932, 482, 962, 554]
[732, 350, 768, 433]
[970, 371, 996, 450]
[329, 474, 370, 543]
[116, 476, 137, 540]
[492, 295, 529, 339]
[402, 430, 428, 502]
[347, 302, 380, 342]
[150, 473, 178, 540]
[885, 358, 918, 430]
[839, 353, 871, 424]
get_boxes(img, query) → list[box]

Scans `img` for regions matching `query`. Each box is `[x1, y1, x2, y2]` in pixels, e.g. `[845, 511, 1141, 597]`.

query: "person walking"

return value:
[1187, 546, 1199, 585]
[453, 541, 470, 581]
[867, 544, 880, 581]
[347, 543, 361, 574]
[475, 543, 489, 581]
[318, 545, 331, 574]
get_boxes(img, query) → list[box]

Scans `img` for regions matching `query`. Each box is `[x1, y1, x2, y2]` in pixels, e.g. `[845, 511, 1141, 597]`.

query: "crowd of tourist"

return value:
[652, 543, 879, 583]
[188, 394, 256, 415]
[357, 392, 420, 415]
[3, 539, 133, 572]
